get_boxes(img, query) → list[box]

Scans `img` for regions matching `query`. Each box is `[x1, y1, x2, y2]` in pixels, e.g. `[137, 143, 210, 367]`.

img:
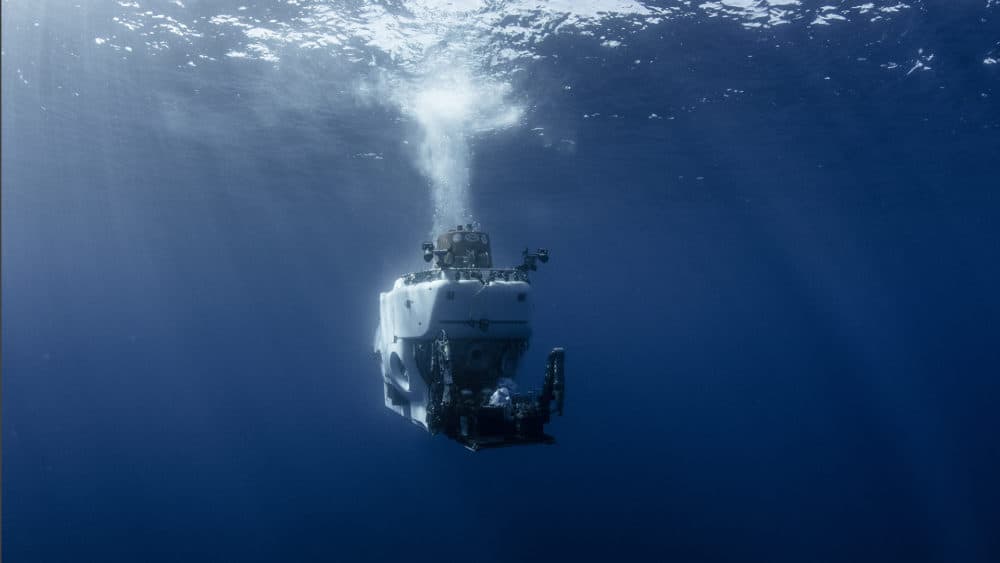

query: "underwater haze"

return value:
[3, 1, 1000, 561]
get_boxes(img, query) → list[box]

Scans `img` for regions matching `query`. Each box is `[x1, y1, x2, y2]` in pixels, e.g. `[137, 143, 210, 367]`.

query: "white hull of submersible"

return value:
[374, 271, 532, 429]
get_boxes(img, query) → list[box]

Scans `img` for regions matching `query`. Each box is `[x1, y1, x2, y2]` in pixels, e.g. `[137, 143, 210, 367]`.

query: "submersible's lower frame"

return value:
[424, 331, 565, 451]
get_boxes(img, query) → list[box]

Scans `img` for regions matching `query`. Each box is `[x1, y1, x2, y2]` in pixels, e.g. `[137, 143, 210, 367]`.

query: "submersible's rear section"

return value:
[373, 225, 564, 451]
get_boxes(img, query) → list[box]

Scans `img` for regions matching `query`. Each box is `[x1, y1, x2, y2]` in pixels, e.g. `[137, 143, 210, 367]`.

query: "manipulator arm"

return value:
[539, 347, 565, 417]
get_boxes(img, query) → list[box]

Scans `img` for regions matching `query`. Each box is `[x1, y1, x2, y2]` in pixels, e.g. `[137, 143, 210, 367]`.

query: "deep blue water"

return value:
[3, 1, 1000, 562]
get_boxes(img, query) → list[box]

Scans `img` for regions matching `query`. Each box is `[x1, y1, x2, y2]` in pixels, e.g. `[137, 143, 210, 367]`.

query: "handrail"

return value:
[402, 268, 531, 285]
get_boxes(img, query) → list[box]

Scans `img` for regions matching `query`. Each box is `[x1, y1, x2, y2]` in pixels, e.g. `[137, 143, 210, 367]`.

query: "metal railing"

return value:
[402, 267, 531, 286]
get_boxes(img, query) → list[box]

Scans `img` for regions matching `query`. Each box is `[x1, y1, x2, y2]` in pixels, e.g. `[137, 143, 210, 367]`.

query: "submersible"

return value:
[373, 225, 565, 451]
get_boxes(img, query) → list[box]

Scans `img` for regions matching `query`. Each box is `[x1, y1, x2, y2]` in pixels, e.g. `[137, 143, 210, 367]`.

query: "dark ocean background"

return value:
[3, 1, 999, 562]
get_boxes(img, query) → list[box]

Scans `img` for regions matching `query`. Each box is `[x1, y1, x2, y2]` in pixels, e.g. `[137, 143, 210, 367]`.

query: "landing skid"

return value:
[458, 433, 556, 452]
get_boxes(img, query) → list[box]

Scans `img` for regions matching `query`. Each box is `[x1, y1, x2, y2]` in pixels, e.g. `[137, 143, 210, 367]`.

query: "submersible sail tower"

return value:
[373, 225, 564, 451]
